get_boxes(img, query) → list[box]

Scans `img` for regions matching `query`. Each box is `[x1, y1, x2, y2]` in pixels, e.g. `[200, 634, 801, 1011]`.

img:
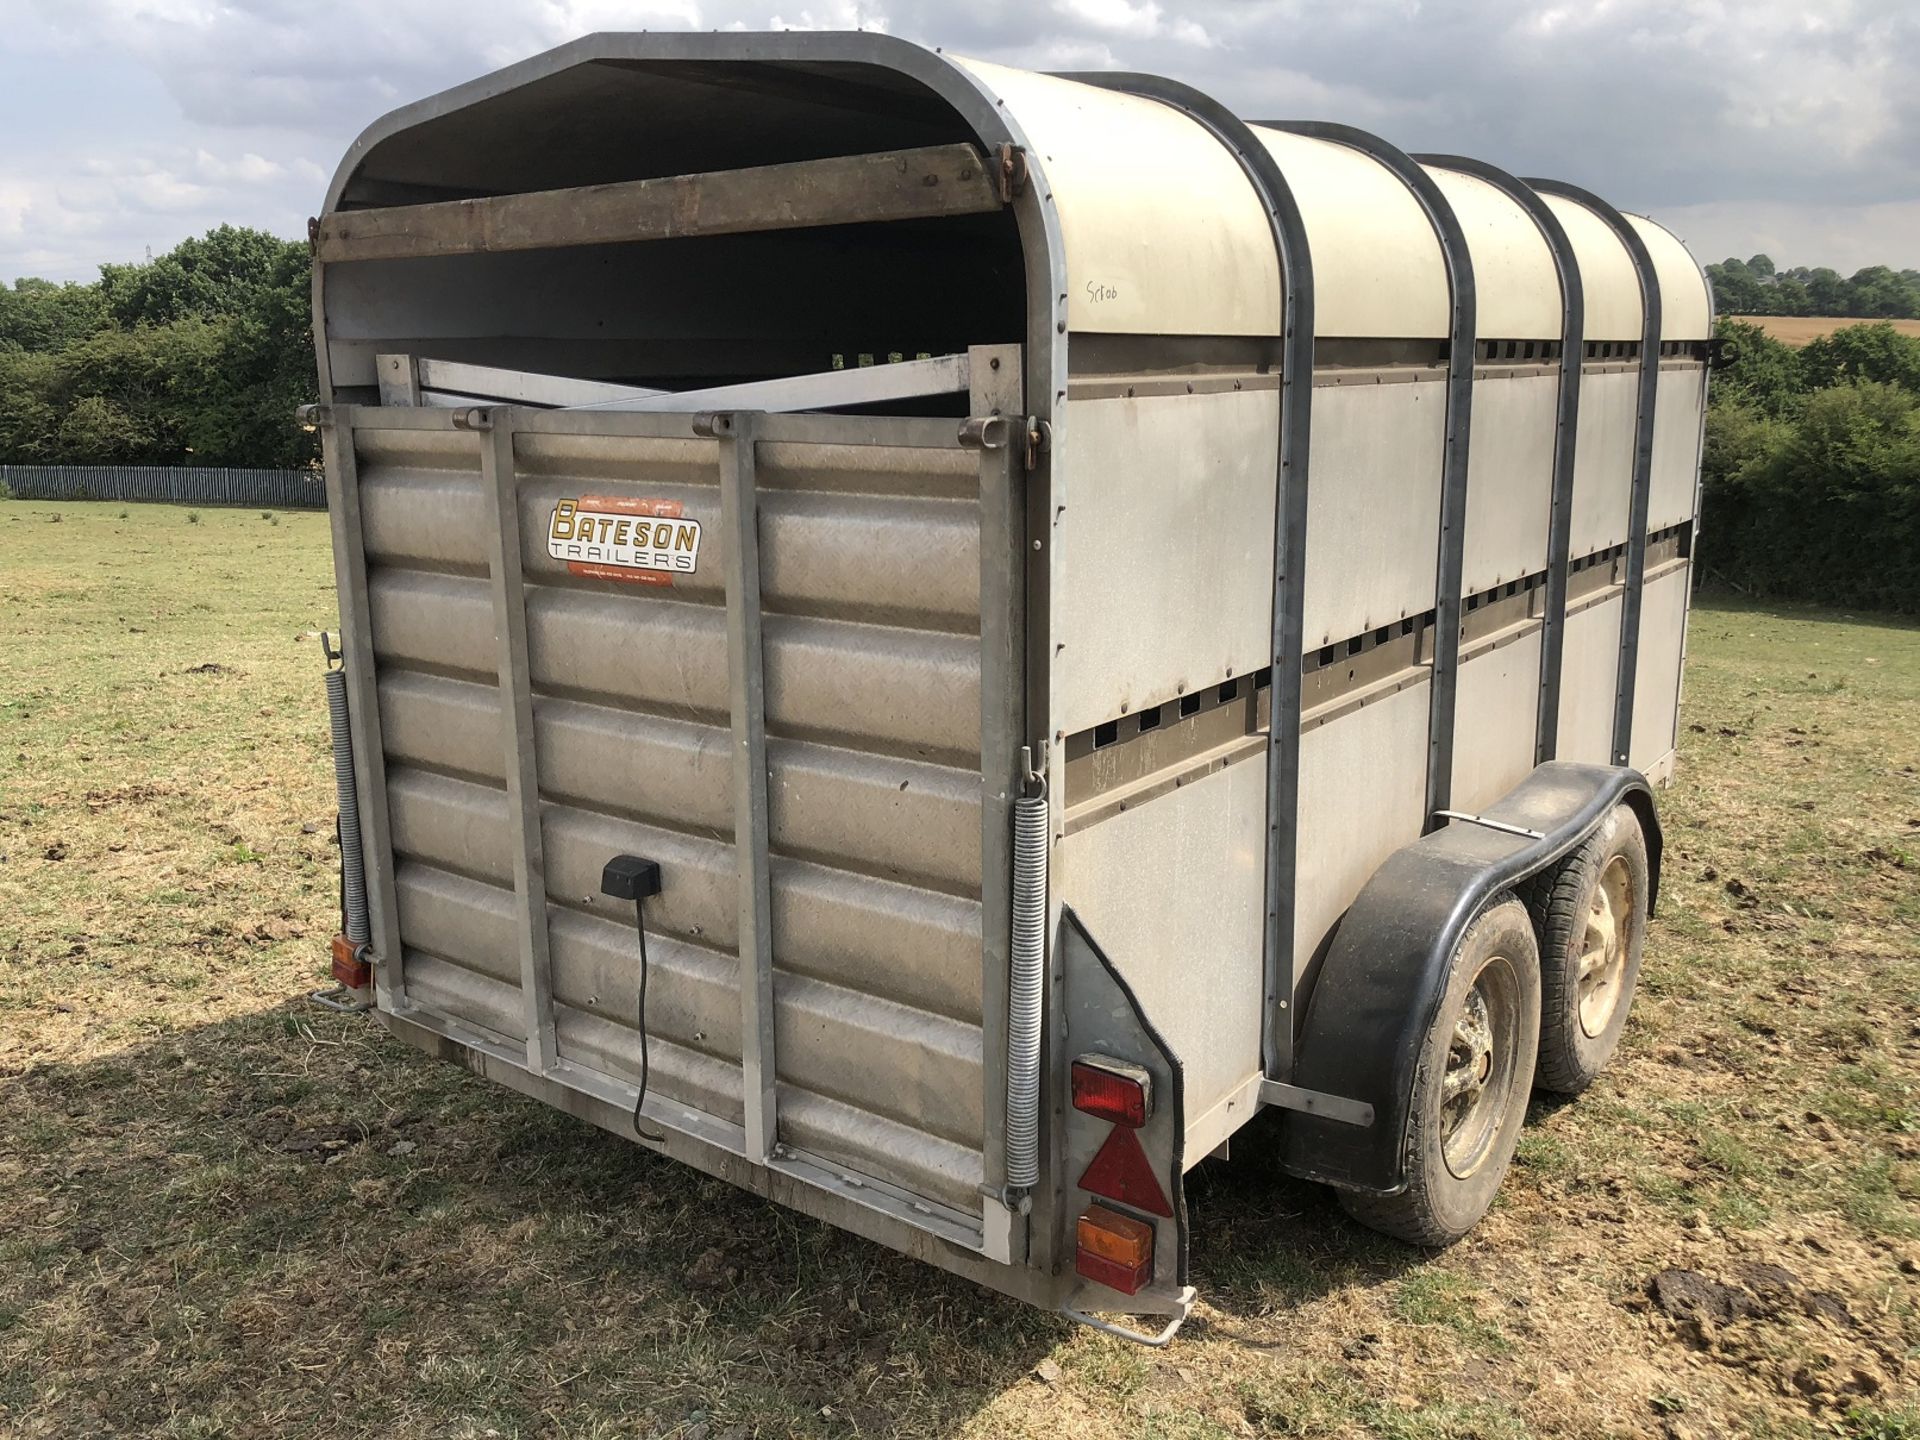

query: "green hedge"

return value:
[1698, 321, 1920, 612]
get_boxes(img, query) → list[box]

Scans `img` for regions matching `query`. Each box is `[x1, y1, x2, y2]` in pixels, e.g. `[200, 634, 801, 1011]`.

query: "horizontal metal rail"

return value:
[315, 143, 1004, 263]
[400, 356, 665, 409]
[563, 352, 972, 415]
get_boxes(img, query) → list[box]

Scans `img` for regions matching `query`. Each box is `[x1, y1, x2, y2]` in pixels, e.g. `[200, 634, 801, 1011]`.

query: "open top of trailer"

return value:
[309, 32, 1713, 1343]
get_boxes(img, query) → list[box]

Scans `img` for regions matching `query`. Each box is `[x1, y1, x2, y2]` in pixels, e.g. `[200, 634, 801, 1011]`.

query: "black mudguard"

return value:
[1283, 761, 1662, 1194]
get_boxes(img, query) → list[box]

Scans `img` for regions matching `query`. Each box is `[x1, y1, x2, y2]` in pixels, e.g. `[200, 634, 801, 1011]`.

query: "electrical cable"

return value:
[600, 854, 666, 1143]
[629, 897, 664, 1142]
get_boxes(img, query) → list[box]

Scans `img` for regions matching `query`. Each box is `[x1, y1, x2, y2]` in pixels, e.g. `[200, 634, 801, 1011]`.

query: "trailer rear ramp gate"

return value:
[309, 32, 1712, 1342]
[315, 342, 1041, 1257]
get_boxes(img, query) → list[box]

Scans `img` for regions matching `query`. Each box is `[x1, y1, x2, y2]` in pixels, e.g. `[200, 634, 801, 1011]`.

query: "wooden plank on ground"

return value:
[315, 143, 1000, 264]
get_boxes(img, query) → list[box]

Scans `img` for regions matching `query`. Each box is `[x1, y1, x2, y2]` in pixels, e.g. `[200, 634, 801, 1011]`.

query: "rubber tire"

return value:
[1339, 895, 1541, 1248]
[1523, 802, 1649, 1096]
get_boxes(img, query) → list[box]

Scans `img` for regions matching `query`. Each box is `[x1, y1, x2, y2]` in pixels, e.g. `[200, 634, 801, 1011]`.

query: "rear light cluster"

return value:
[1070, 1055, 1166, 1296]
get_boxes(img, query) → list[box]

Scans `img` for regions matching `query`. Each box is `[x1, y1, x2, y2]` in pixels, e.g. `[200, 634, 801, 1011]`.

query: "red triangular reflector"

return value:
[1078, 1125, 1173, 1218]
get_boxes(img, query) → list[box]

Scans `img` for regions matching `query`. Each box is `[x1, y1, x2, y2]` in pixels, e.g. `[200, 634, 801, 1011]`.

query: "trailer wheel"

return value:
[1524, 803, 1648, 1095]
[1339, 895, 1540, 1247]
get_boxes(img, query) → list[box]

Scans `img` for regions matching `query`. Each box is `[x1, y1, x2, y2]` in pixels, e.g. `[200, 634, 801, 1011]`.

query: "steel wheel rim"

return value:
[1577, 856, 1633, 1038]
[1441, 954, 1522, 1180]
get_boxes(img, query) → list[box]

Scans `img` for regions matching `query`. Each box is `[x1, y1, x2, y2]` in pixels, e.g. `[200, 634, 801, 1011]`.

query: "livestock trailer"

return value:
[306, 33, 1712, 1343]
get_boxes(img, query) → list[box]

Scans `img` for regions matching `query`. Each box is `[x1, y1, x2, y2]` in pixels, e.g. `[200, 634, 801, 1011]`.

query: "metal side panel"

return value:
[1052, 389, 1280, 736]
[1294, 679, 1433, 997]
[1557, 592, 1623, 765]
[1569, 368, 1636, 558]
[1053, 754, 1267, 1125]
[1649, 365, 1706, 533]
[333, 396, 1014, 1243]
[1450, 628, 1544, 814]
[1461, 372, 1555, 596]
[1302, 380, 1446, 650]
[1630, 564, 1690, 775]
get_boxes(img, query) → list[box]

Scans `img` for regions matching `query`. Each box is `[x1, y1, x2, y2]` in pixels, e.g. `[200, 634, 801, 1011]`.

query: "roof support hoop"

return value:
[1066, 74, 1316, 1084]
[1526, 180, 1663, 768]
[1265, 122, 1477, 833]
[1413, 156, 1586, 763]
[476, 409, 559, 1073]
[314, 142, 1005, 263]
[710, 410, 778, 1163]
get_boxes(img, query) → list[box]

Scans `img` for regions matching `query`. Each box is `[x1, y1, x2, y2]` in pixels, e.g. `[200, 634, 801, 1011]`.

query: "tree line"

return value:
[3, 225, 1916, 611]
[0, 226, 317, 470]
[1705, 254, 1920, 320]
[1702, 319, 1920, 611]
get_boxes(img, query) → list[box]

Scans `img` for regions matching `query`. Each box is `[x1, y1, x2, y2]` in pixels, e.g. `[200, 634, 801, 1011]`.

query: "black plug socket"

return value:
[600, 854, 663, 902]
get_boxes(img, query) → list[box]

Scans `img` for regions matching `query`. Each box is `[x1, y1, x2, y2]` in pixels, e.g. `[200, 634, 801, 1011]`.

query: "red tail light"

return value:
[1071, 1055, 1152, 1127]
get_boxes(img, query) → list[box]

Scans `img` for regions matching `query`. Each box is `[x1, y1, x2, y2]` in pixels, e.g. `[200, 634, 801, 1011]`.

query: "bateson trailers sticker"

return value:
[548, 495, 701, 585]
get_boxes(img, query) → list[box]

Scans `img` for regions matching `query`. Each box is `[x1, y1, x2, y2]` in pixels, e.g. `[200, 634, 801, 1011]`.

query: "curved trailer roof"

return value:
[318, 30, 1711, 382]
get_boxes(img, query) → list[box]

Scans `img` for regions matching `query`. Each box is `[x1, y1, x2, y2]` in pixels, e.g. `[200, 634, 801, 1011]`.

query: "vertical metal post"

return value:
[714, 411, 778, 1163]
[476, 409, 558, 1074]
[375, 353, 422, 407]
[968, 346, 1026, 1209]
[1535, 258, 1585, 763]
[317, 408, 407, 1009]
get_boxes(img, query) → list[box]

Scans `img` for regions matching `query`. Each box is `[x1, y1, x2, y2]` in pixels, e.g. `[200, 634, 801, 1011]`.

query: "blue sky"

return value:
[3, 0, 1916, 285]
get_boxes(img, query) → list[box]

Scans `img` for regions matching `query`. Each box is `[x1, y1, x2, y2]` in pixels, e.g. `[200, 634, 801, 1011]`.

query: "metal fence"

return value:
[0, 464, 325, 510]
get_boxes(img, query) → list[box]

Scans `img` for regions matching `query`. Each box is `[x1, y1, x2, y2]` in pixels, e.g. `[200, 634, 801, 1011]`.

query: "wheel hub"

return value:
[1441, 961, 1519, 1180]
[1577, 855, 1634, 1038]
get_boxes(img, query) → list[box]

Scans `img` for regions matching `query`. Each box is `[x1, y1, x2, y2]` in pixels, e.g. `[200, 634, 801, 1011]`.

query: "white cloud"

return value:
[1054, 0, 1163, 37]
[0, 0, 1915, 281]
[764, 2, 891, 28]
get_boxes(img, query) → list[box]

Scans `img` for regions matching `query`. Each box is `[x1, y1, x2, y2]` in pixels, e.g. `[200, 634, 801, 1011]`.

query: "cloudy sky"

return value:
[3, 0, 1916, 285]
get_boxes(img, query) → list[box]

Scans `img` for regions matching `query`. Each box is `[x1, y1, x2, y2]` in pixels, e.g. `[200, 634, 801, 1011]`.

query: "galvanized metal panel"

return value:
[1540, 193, 1642, 342]
[956, 60, 1281, 338]
[1295, 681, 1433, 984]
[1557, 593, 1623, 766]
[1253, 128, 1451, 339]
[1569, 368, 1637, 558]
[1055, 754, 1267, 1121]
[1626, 215, 1713, 340]
[1052, 389, 1280, 735]
[1450, 630, 1544, 813]
[1424, 166, 1560, 340]
[378, 672, 982, 896]
[1649, 365, 1707, 532]
[347, 404, 1001, 1236]
[1461, 372, 1556, 595]
[1630, 565, 1691, 773]
[1303, 380, 1447, 649]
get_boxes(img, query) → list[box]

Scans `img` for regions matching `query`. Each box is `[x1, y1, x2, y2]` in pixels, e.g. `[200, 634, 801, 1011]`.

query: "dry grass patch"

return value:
[3, 501, 1918, 1438]
[1740, 315, 1920, 347]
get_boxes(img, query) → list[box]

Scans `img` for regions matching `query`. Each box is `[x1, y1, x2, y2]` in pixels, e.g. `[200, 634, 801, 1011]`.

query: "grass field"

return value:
[1740, 315, 1920, 347]
[3, 500, 1918, 1440]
